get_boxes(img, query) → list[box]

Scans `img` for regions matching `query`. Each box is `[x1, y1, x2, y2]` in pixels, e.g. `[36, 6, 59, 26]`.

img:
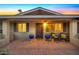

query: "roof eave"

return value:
[0, 15, 79, 19]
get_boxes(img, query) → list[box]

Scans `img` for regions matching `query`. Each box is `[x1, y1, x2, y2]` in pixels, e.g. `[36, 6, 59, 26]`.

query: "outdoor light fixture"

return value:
[43, 22, 47, 27]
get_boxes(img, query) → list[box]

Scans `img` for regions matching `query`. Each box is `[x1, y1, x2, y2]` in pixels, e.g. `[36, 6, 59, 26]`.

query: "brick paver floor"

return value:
[6, 39, 79, 55]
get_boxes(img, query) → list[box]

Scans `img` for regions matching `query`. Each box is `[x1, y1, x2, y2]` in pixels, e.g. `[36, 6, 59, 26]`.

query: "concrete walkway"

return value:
[6, 39, 79, 55]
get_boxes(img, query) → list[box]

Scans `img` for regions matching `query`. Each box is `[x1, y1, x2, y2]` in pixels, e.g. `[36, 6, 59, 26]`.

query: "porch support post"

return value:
[69, 20, 79, 46]
[43, 24, 46, 39]
[2, 20, 11, 43]
[70, 20, 77, 40]
[29, 22, 36, 39]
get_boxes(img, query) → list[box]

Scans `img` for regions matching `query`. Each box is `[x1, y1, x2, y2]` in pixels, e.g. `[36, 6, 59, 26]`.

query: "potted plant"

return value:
[29, 32, 34, 40]
[45, 32, 51, 41]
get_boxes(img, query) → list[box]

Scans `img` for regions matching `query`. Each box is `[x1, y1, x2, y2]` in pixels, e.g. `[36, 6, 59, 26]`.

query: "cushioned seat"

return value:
[59, 32, 69, 41]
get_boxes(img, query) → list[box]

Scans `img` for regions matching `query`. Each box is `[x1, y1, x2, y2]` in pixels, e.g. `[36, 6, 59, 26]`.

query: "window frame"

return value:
[14, 22, 29, 32]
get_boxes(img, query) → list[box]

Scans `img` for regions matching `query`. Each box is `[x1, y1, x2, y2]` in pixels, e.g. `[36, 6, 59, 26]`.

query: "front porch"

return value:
[0, 18, 79, 47]
[8, 19, 70, 41]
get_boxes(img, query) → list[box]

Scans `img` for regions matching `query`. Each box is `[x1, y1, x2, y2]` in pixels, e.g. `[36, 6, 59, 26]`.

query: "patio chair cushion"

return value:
[51, 33, 58, 38]
[60, 33, 67, 39]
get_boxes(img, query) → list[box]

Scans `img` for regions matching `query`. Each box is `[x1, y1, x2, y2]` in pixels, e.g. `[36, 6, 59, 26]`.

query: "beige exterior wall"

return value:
[2, 20, 11, 43]
[70, 20, 79, 47]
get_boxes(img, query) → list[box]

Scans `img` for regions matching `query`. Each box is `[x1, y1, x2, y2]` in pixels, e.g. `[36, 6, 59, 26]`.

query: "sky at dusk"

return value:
[0, 4, 79, 15]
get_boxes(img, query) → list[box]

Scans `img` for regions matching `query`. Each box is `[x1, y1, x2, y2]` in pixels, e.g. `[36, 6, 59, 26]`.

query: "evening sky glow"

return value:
[0, 4, 79, 15]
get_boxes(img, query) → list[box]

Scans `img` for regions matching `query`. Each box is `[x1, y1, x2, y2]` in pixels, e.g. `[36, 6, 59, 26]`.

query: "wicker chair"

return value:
[51, 33, 59, 41]
[59, 32, 68, 41]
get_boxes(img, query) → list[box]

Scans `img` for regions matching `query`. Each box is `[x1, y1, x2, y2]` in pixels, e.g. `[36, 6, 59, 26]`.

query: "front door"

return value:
[36, 23, 43, 39]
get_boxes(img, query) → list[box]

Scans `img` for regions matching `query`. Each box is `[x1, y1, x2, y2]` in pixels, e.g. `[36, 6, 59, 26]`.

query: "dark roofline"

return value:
[17, 7, 63, 15]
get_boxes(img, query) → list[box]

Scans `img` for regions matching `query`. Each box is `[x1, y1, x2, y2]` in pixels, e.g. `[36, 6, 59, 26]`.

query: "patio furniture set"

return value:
[28, 32, 69, 42]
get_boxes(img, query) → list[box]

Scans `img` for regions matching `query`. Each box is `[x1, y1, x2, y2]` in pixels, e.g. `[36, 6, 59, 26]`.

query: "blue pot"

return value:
[45, 34, 51, 39]
[29, 34, 34, 39]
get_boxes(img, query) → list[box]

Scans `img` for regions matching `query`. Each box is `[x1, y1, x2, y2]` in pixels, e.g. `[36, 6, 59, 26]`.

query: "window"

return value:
[46, 23, 63, 33]
[46, 24, 54, 32]
[55, 23, 63, 32]
[16, 23, 29, 32]
[46, 24, 50, 32]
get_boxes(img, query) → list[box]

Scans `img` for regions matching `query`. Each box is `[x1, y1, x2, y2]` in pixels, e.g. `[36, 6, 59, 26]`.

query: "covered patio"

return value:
[8, 18, 70, 41]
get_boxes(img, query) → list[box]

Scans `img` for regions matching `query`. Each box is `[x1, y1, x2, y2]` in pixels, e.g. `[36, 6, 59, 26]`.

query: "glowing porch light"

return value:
[43, 23, 47, 27]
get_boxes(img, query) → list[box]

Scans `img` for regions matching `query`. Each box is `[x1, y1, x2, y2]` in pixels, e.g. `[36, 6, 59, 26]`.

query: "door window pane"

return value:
[23, 23, 26, 32]
[17, 23, 22, 32]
